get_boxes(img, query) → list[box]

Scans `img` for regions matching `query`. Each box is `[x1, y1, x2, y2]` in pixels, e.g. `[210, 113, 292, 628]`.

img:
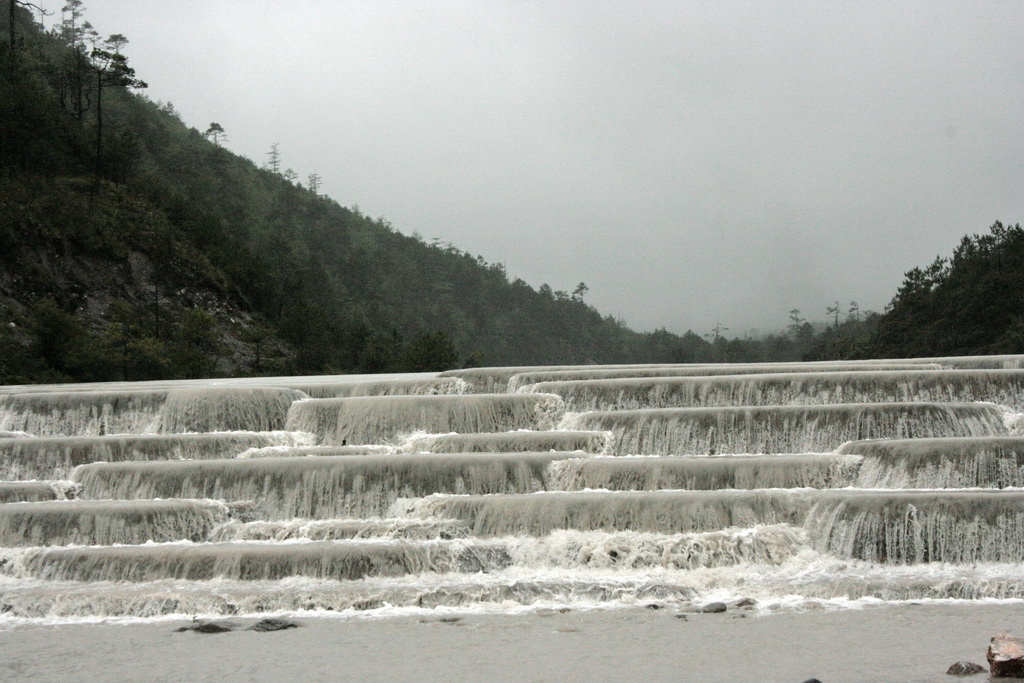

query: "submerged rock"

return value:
[248, 618, 298, 632]
[175, 621, 234, 634]
[988, 634, 1024, 677]
[418, 616, 463, 625]
[946, 661, 985, 675]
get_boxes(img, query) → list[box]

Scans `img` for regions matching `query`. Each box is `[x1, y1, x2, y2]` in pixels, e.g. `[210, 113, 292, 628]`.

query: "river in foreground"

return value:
[2, 602, 1023, 682]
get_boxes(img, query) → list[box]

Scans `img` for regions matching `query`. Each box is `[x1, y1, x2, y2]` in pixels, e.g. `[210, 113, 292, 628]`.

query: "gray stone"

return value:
[946, 661, 985, 676]
[175, 620, 234, 634]
[247, 618, 298, 632]
[701, 602, 727, 614]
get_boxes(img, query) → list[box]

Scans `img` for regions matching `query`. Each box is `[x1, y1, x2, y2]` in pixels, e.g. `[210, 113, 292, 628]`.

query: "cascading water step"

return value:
[562, 402, 1009, 455]
[440, 365, 681, 393]
[8, 556, 1024, 620]
[521, 369, 1024, 412]
[0, 573, 699, 619]
[0, 387, 307, 437]
[6, 539, 516, 582]
[506, 363, 942, 391]
[4, 356, 1024, 622]
[398, 429, 613, 454]
[284, 393, 566, 445]
[547, 454, 861, 491]
[0, 481, 77, 504]
[0, 499, 229, 546]
[0, 431, 318, 480]
[839, 436, 1024, 488]
[236, 444, 392, 458]
[732, 558, 1024, 602]
[71, 452, 578, 519]
[413, 489, 822, 536]
[2, 524, 805, 585]
[442, 360, 944, 394]
[210, 517, 472, 542]
[285, 376, 469, 398]
[208, 524, 803, 569]
[804, 488, 1024, 564]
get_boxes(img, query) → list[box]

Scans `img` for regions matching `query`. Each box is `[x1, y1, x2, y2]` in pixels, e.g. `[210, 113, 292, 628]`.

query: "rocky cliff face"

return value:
[0, 178, 286, 381]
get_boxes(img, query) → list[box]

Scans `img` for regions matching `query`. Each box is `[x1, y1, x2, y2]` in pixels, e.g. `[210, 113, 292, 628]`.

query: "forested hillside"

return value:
[863, 222, 1024, 358]
[2, 4, 709, 383]
[1, 4, 1019, 384]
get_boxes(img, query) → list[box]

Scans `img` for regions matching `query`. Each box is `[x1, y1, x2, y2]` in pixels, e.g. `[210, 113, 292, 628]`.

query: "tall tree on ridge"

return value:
[266, 142, 280, 174]
[6, 0, 51, 56]
[826, 301, 840, 329]
[90, 33, 146, 177]
[204, 122, 226, 146]
[59, 0, 93, 122]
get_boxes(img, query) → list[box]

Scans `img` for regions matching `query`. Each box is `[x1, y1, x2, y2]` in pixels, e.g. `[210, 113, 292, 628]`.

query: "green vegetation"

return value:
[0, 3, 698, 383]
[0, 4, 1019, 385]
[863, 222, 1024, 358]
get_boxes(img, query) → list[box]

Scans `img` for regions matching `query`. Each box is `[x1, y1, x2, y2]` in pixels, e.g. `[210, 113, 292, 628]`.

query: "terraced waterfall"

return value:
[2, 358, 1024, 621]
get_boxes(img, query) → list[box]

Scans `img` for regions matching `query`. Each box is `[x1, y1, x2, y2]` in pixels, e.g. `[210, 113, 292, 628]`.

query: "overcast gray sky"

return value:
[41, 1, 1024, 335]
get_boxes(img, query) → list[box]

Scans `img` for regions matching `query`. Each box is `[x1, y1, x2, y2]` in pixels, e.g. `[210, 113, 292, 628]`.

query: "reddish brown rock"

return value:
[988, 633, 1024, 677]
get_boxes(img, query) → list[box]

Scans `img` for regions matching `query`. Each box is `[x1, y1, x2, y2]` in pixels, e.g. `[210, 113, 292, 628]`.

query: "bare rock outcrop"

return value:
[988, 634, 1024, 677]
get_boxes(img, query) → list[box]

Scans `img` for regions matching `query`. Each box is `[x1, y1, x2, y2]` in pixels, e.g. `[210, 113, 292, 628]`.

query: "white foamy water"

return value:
[285, 393, 565, 445]
[562, 401, 1008, 455]
[520, 368, 1024, 412]
[0, 387, 307, 437]
[2, 357, 1024, 630]
[398, 429, 613, 454]
[0, 431, 317, 480]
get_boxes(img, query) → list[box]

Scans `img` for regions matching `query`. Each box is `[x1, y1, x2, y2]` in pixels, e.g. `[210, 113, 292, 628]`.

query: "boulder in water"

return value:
[701, 602, 727, 614]
[946, 661, 985, 675]
[247, 618, 298, 632]
[175, 621, 235, 634]
[988, 634, 1024, 677]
